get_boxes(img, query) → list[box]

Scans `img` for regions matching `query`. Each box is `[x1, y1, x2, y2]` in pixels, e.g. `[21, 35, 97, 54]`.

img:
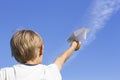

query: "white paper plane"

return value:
[68, 27, 89, 42]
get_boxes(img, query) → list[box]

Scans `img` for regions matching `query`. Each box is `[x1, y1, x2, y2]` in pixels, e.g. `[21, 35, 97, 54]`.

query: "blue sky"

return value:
[0, 0, 120, 80]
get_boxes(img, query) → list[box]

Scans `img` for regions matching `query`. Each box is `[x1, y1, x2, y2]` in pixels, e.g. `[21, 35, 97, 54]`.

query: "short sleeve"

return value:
[0, 68, 6, 80]
[0, 67, 15, 80]
[44, 64, 62, 80]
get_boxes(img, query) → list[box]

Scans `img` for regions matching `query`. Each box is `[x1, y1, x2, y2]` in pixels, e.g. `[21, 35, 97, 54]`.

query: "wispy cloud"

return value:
[84, 0, 120, 45]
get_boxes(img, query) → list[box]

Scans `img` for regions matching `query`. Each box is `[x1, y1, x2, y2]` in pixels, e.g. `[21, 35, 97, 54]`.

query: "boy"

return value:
[0, 29, 81, 80]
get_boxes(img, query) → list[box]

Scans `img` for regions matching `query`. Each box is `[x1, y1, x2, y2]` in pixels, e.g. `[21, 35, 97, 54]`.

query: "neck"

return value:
[25, 61, 41, 65]
[25, 56, 42, 65]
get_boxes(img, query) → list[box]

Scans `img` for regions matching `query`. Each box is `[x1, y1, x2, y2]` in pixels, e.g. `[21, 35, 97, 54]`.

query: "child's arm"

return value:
[54, 41, 81, 71]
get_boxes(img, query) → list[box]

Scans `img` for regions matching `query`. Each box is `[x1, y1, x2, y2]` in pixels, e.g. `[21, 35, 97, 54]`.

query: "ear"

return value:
[39, 46, 43, 56]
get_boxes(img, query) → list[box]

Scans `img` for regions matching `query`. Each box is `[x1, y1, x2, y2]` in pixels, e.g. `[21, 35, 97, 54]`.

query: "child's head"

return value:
[10, 29, 44, 64]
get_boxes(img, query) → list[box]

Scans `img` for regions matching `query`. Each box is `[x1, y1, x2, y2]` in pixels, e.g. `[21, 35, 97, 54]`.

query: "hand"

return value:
[71, 41, 81, 51]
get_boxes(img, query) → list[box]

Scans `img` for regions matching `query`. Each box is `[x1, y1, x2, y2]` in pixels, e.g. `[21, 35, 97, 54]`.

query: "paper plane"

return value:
[68, 27, 89, 42]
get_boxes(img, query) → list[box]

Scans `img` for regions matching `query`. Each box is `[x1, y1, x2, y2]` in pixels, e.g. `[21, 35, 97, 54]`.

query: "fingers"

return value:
[74, 41, 81, 51]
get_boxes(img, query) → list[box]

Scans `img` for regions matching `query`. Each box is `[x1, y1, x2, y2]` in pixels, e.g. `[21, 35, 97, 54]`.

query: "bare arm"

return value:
[54, 41, 81, 71]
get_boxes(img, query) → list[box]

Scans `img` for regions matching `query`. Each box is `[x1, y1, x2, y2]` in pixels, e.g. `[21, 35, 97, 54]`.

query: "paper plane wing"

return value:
[68, 27, 89, 42]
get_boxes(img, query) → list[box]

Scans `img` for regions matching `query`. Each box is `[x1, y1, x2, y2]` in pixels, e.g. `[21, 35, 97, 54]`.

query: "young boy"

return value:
[0, 29, 81, 80]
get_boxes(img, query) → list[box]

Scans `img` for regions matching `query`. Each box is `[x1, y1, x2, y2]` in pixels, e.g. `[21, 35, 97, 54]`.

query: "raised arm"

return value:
[54, 41, 81, 71]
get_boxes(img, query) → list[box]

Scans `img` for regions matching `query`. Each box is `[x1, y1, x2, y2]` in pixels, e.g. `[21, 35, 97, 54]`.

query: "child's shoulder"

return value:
[0, 66, 14, 76]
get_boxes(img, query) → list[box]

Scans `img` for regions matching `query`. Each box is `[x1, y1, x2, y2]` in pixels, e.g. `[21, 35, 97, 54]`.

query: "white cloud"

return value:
[85, 0, 120, 45]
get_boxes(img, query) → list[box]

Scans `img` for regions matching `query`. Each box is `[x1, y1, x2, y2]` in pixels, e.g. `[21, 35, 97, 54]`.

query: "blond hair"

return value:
[10, 30, 43, 63]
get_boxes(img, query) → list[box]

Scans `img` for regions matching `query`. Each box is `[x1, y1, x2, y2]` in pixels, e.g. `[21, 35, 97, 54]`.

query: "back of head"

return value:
[10, 29, 43, 63]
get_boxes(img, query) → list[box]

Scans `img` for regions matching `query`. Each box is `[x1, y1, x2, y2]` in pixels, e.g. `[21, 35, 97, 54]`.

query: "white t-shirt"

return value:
[0, 64, 62, 80]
